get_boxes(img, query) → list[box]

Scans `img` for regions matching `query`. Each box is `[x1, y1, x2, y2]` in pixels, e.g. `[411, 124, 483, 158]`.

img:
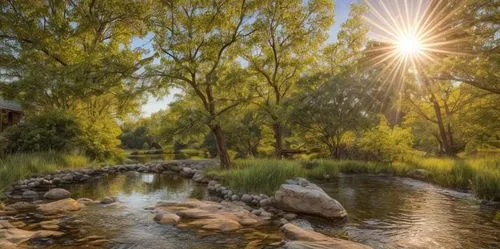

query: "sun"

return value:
[397, 33, 423, 57]
[362, 0, 468, 85]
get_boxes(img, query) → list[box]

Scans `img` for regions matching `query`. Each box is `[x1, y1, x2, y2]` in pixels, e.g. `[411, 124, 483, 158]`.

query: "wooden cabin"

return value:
[0, 99, 23, 132]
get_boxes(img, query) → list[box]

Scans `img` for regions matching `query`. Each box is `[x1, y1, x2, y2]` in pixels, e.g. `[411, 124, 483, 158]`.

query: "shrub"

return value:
[0, 111, 123, 160]
[0, 111, 82, 154]
[358, 116, 414, 162]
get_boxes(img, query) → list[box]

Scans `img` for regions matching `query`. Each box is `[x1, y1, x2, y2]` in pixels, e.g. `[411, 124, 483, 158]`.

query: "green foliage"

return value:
[120, 125, 157, 150]
[77, 116, 123, 160]
[244, 0, 334, 156]
[0, 0, 152, 110]
[205, 159, 307, 195]
[0, 152, 90, 194]
[209, 157, 500, 200]
[175, 149, 207, 160]
[290, 75, 373, 158]
[359, 116, 414, 162]
[0, 111, 122, 160]
[0, 111, 81, 153]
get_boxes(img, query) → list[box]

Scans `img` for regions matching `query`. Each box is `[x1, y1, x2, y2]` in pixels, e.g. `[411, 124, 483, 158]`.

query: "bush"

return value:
[0, 111, 123, 160]
[77, 117, 123, 160]
[358, 116, 414, 162]
[0, 111, 82, 154]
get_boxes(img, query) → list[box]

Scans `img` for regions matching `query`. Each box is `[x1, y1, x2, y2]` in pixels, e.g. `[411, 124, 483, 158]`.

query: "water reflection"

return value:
[315, 175, 500, 249]
[58, 172, 267, 248]
[66, 171, 196, 202]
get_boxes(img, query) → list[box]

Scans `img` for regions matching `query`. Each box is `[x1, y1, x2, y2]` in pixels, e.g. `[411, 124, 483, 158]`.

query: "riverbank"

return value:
[0, 153, 91, 195]
[205, 157, 500, 201]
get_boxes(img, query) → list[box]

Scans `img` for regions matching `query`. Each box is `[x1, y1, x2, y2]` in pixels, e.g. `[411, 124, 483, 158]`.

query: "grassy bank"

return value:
[205, 157, 500, 201]
[0, 152, 96, 194]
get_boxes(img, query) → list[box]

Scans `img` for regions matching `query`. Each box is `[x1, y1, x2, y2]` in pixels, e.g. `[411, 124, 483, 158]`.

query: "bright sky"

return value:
[136, 0, 356, 117]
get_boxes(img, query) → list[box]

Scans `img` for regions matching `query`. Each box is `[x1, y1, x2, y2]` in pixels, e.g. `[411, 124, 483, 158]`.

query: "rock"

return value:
[192, 172, 205, 182]
[279, 218, 289, 226]
[189, 218, 242, 232]
[22, 190, 39, 200]
[100, 197, 116, 204]
[0, 220, 64, 246]
[154, 213, 180, 224]
[274, 178, 347, 219]
[281, 223, 371, 249]
[44, 188, 71, 200]
[231, 195, 240, 201]
[251, 209, 262, 216]
[284, 213, 298, 220]
[241, 194, 252, 203]
[77, 198, 100, 205]
[88, 239, 110, 246]
[153, 199, 270, 233]
[7, 202, 37, 212]
[259, 198, 272, 207]
[0, 241, 17, 249]
[37, 198, 81, 215]
[61, 174, 74, 182]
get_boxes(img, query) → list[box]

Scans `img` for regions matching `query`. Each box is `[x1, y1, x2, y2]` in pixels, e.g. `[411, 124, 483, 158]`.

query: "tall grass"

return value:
[205, 159, 307, 195]
[0, 152, 91, 194]
[207, 157, 500, 201]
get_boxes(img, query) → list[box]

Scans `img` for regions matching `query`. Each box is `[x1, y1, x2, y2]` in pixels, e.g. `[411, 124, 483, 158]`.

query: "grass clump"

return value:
[207, 156, 499, 201]
[205, 159, 306, 195]
[0, 152, 91, 193]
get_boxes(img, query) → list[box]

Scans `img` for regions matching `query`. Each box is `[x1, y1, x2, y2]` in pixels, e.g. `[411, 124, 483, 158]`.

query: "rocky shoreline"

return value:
[1, 159, 371, 249]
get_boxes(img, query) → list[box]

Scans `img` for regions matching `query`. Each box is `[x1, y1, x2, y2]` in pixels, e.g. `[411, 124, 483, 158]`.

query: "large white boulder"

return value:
[274, 178, 347, 219]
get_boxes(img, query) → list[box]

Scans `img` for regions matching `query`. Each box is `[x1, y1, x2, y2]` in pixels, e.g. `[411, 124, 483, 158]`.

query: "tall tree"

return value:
[244, 0, 333, 158]
[150, 0, 257, 168]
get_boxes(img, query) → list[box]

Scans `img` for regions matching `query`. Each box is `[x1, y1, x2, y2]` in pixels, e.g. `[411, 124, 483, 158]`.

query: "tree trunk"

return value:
[272, 121, 283, 159]
[429, 96, 454, 156]
[210, 124, 231, 169]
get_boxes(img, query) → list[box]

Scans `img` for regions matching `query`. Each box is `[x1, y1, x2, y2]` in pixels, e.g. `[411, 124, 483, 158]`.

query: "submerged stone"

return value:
[281, 223, 371, 249]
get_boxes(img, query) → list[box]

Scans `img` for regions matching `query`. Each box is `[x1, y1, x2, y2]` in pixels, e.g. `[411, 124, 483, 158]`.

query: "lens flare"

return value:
[397, 34, 422, 56]
[362, 0, 469, 85]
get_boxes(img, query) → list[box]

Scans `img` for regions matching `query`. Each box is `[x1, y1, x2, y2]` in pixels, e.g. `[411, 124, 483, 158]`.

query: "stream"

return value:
[16, 171, 500, 248]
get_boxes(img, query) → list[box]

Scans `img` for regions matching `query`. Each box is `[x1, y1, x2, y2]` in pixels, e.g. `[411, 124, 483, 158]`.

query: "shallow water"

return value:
[314, 175, 500, 249]
[56, 172, 280, 248]
[20, 172, 500, 248]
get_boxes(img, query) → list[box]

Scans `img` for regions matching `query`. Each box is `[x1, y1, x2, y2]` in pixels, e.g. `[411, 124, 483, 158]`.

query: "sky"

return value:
[137, 0, 356, 117]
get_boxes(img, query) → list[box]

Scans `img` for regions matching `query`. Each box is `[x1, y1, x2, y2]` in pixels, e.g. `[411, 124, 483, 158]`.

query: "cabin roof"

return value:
[0, 99, 23, 112]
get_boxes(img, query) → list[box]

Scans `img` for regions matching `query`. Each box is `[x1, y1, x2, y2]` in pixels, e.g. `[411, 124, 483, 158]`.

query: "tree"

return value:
[150, 0, 257, 168]
[429, 0, 500, 94]
[243, 0, 333, 158]
[321, 3, 368, 75]
[0, 0, 152, 110]
[225, 109, 263, 158]
[404, 77, 497, 155]
[291, 75, 371, 159]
